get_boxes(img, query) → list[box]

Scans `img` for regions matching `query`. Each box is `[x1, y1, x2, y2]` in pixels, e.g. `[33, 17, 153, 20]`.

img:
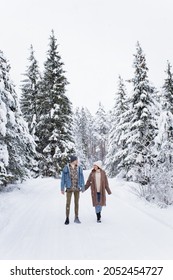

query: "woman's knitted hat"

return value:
[93, 160, 102, 169]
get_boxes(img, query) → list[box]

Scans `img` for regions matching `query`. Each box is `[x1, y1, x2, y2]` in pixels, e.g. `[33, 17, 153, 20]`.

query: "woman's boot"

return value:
[96, 212, 101, 223]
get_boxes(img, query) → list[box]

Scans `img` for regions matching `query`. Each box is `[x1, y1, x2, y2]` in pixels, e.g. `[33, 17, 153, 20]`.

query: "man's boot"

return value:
[74, 217, 81, 223]
[64, 217, 69, 225]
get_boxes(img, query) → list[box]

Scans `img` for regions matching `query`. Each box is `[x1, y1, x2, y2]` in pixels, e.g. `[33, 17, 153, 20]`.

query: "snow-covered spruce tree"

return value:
[77, 107, 95, 168]
[84, 107, 97, 165]
[0, 50, 36, 187]
[73, 106, 99, 168]
[148, 61, 173, 206]
[72, 107, 88, 168]
[124, 42, 158, 184]
[162, 61, 173, 114]
[93, 102, 110, 162]
[36, 30, 74, 176]
[105, 76, 128, 177]
[20, 45, 41, 138]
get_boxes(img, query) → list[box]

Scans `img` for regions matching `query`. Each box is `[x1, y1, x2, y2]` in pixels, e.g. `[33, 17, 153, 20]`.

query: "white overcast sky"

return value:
[1, 0, 173, 113]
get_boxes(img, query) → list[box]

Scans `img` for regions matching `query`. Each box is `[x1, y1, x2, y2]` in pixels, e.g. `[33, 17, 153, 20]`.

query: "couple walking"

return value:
[61, 155, 111, 225]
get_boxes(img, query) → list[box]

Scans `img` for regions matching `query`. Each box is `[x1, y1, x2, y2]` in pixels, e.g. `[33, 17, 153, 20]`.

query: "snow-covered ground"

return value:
[0, 170, 173, 260]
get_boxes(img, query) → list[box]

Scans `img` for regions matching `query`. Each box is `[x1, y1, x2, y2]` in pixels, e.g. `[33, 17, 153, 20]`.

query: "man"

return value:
[61, 155, 85, 225]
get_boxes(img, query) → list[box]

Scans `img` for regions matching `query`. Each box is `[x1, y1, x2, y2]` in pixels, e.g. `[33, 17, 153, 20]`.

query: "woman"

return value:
[85, 160, 111, 222]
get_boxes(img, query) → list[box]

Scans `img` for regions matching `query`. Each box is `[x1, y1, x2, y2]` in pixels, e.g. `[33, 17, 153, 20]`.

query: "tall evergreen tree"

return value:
[0, 50, 36, 186]
[84, 107, 98, 164]
[72, 107, 88, 168]
[20, 45, 41, 138]
[36, 30, 74, 176]
[148, 61, 173, 205]
[79, 107, 94, 168]
[162, 61, 173, 114]
[124, 42, 158, 184]
[105, 76, 128, 177]
[93, 103, 109, 162]
[72, 107, 97, 168]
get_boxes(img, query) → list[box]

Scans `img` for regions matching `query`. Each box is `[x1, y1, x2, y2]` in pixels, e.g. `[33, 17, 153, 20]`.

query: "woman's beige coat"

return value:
[85, 169, 111, 206]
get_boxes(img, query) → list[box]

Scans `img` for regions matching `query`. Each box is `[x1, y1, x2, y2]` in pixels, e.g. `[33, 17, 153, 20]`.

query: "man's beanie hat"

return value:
[70, 155, 78, 163]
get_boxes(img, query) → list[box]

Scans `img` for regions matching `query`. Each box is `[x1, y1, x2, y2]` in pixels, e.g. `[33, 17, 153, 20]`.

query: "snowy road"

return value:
[0, 172, 173, 260]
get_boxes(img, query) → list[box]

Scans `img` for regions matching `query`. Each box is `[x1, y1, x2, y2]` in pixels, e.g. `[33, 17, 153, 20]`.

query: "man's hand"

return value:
[61, 190, 65, 195]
